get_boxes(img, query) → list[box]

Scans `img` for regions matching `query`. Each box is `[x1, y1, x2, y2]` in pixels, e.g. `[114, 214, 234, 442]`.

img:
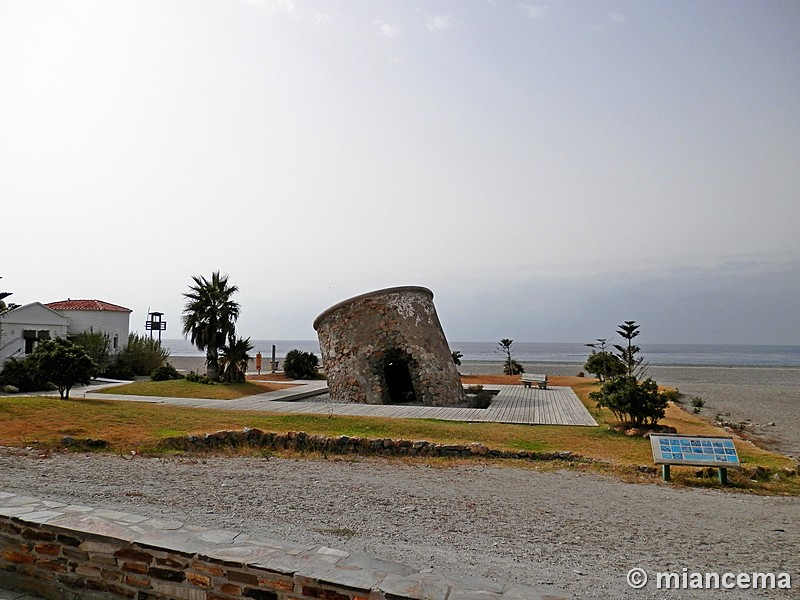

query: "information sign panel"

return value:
[650, 434, 739, 468]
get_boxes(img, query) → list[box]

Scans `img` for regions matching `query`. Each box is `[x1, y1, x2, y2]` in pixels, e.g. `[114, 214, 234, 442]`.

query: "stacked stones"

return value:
[313, 286, 465, 406]
[157, 428, 580, 461]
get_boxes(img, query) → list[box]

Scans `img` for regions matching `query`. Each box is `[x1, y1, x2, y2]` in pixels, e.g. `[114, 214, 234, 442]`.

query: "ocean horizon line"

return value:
[157, 339, 800, 368]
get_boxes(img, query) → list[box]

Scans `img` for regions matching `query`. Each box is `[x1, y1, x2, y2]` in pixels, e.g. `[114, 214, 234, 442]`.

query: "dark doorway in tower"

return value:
[383, 350, 417, 404]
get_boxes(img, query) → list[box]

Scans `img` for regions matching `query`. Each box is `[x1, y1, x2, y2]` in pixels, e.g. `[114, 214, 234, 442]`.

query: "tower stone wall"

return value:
[313, 286, 465, 406]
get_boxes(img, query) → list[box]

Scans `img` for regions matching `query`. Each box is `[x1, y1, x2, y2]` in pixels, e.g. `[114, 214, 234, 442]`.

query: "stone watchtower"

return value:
[313, 286, 465, 406]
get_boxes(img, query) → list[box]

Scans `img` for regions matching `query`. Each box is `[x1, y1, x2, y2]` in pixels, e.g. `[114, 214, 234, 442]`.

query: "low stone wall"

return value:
[0, 492, 579, 600]
[156, 428, 580, 462]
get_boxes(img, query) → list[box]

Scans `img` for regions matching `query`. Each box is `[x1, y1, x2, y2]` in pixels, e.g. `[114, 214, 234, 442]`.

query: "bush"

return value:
[186, 371, 214, 385]
[72, 329, 112, 374]
[589, 375, 668, 427]
[151, 363, 184, 381]
[0, 356, 45, 392]
[103, 362, 135, 381]
[115, 333, 170, 376]
[283, 349, 320, 380]
[690, 396, 705, 413]
[465, 384, 484, 395]
[467, 391, 493, 409]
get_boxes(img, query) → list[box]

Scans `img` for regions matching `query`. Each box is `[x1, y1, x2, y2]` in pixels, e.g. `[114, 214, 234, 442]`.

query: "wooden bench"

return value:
[650, 434, 740, 485]
[521, 373, 548, 389]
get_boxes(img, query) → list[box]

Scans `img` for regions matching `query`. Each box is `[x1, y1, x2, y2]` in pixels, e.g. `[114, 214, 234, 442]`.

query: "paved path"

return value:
[77, 381, 597, 427]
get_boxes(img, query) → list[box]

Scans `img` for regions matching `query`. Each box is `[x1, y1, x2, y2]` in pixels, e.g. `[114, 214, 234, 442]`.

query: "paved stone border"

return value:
[0, 492, 584, 600]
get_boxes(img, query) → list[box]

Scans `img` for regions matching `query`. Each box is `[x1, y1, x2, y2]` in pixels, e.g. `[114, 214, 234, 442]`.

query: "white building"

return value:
[0, 299, 132, 366]
[45, 299, 132, 354]
[0, 303, 69, 364]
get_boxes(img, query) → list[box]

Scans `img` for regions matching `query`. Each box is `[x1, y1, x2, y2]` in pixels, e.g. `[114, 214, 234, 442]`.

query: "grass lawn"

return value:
[97, 378, 297, 400]
[0, 374, 796, 494]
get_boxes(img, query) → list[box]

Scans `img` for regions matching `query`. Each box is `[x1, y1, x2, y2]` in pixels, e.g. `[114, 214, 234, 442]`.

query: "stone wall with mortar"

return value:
[313, 287, 465, 406]
[0, 491, 578, 600]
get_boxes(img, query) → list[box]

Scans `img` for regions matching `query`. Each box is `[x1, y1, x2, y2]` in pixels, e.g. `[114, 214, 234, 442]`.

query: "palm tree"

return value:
[181, 271, 240, 380]
[220, 336, 254, 383]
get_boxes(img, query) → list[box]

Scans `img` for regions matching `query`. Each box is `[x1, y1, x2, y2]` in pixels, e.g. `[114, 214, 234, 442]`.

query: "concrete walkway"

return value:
[72, 380, 597, 427]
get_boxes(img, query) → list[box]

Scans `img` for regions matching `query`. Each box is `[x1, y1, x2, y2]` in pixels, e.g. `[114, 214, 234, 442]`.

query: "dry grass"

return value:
[0, 374, 796, 494]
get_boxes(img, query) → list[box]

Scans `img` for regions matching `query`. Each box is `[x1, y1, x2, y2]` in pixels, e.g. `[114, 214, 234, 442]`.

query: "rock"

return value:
[467, 443, 488, 456]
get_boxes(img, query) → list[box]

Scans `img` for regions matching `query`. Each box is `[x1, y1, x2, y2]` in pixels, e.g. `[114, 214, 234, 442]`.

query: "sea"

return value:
[160, 339, 800, 368]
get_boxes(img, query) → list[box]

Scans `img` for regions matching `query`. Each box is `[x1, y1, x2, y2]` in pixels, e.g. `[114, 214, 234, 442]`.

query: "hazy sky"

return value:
[2, 1, 798, 345]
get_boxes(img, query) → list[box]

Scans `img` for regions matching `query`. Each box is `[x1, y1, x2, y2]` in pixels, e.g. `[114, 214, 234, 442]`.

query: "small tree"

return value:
[589, 375, 667, 427]
[451, 350, 463, 367]
[614, 321, 645, 379]
[584, 351, 625, 382]
[283, 349, 320, 380]
[589, 321, 666, 427]
[28, 337, 98, 399]
[220, 336, 254, 383]
[497, 338, 525, 375]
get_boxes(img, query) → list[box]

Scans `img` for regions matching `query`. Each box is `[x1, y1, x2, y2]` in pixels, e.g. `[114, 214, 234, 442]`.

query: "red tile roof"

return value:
[45, 299, 132, 313]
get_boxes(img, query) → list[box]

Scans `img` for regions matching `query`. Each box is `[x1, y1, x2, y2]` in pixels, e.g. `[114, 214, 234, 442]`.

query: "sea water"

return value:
[160, 339, 800, 368]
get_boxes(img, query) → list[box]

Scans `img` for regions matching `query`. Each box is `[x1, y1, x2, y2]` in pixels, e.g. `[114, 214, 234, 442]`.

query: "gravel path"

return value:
[1, 451, 797, 599]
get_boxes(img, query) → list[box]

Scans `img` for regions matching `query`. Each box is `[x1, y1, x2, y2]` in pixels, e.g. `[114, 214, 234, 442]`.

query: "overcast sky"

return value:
[2, 1, 798, 345]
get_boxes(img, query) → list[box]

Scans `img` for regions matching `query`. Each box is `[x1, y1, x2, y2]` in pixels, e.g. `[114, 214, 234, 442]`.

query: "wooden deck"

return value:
[85, 383, 597, 427]
[264, 385, 598, 427]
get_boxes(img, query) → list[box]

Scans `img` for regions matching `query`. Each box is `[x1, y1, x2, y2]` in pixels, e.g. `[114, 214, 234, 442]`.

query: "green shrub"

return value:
[72, 329, 112, 374]
[103, 362, 135, 381]
[589, 375, 668, 427]
[465, 384, 484, 395]
[186, 371, 214, 385]
[151, 363, 184, 381]
[690, 396, 705, 413]
[584, 351, 625, 382]
[283, 349, 320, 380]
[0, 356, 46, 392]
[503, 359, 525, 376]
[115, 333, 170, 376]
[467, 391, 493, 409]
[27, 337, 98, 399]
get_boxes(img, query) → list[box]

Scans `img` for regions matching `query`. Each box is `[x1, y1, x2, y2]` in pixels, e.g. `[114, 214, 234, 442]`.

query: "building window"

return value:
[113, 334, 119, 350]
[23, 330, 36, 354]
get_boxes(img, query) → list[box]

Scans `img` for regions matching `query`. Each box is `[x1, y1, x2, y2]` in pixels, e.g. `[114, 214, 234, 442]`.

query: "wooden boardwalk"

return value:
[85, 383, 597, 427]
